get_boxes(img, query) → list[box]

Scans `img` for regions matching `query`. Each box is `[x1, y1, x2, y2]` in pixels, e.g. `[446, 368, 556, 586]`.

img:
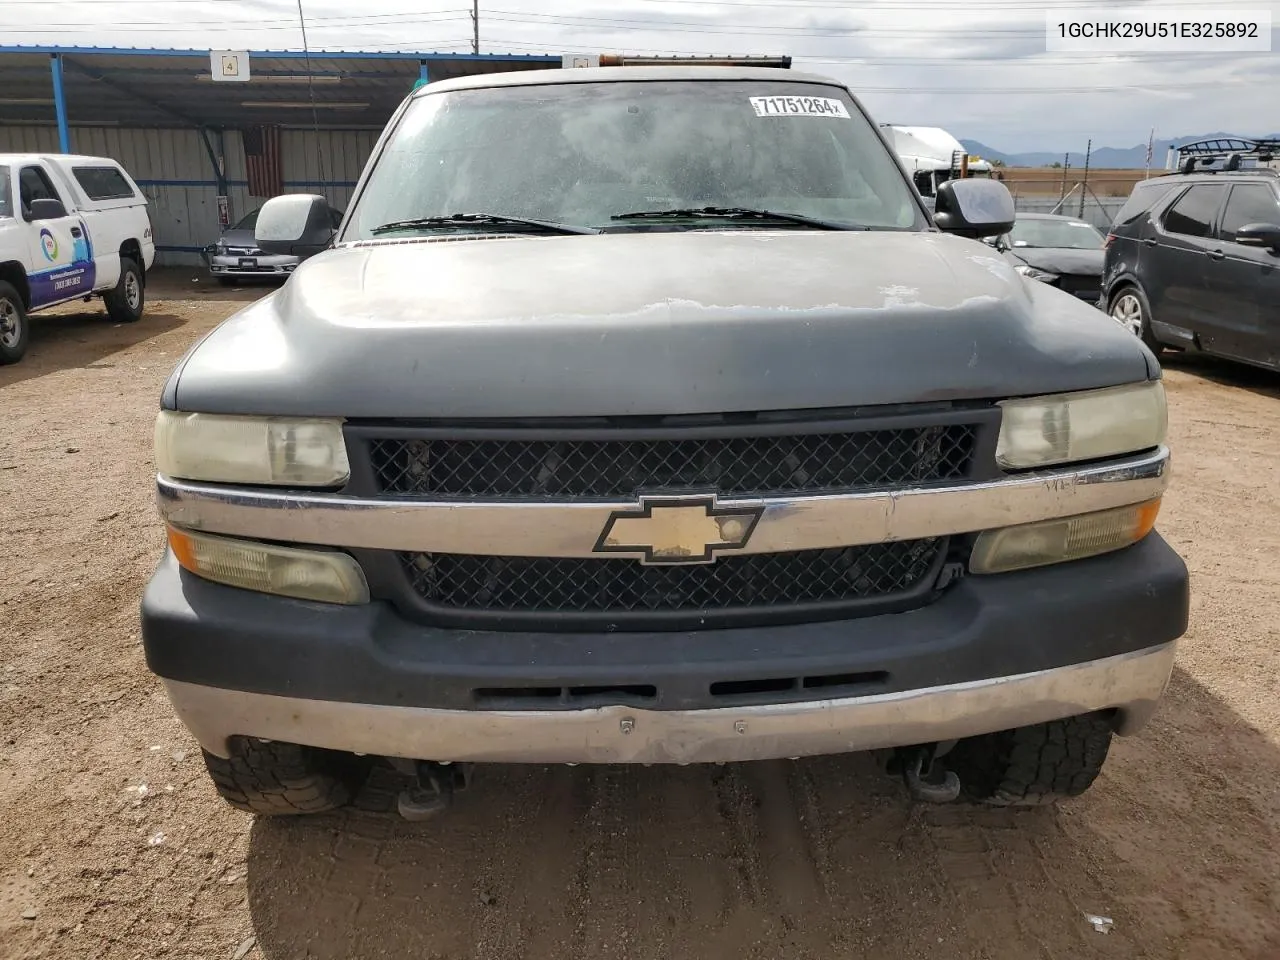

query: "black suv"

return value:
[1101, 138, 1280, 371]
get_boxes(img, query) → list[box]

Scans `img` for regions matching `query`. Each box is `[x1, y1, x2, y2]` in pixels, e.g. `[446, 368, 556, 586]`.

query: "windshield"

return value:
[233, 209, 260, 231]
[348, 79, 923, 237]
[1007, 217, 1104, 249]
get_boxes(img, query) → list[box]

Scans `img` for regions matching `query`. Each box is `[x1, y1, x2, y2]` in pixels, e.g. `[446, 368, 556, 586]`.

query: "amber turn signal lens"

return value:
[166, 525, 369, 604]
[969, 498, 1162, 575]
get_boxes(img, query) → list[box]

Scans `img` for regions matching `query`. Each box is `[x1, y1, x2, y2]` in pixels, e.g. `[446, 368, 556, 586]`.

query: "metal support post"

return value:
[50, 54, 71, 153]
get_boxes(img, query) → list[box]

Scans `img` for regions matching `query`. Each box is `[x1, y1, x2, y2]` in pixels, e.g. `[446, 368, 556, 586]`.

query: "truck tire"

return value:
[945, 713, 1114, 807]
[104, 258, 145, 323]
[0, 282, 29, 365]
[200, 738, 372, 816]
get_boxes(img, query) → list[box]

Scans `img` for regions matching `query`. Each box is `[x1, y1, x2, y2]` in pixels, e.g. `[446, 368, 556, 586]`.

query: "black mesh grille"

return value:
[1057, 274, 1101, 299]
[369, 425, 977, 499]
[400, 539, 943, 614]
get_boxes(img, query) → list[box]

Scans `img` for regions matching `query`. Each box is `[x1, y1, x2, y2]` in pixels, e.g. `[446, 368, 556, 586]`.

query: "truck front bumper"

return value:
[207, 251, 298, 278]
[142, 532, 1189, 765]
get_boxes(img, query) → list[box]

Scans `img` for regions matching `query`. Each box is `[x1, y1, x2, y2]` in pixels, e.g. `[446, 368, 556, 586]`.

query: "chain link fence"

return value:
[1011, 195, 1127, 229]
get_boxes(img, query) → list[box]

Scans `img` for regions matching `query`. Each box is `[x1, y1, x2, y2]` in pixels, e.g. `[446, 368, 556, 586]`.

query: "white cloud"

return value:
[1, 0, 1276, 151]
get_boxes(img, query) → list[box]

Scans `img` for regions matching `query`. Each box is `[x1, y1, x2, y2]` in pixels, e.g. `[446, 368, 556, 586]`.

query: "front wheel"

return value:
[0, 281, 30, 365]
[1108, 285, 1164, 357]
[945, 713, 1115, 807]
[104, 258, 145, 323]
[201, 738, 372, 816]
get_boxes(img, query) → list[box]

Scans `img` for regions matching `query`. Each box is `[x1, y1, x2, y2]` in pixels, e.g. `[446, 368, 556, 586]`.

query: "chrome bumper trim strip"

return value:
[157, 447, 1169, 558]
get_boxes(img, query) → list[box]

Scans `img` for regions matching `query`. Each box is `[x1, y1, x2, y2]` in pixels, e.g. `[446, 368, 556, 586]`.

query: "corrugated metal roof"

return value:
[0, 45, 561, 60]
[0, 46, 563, 128]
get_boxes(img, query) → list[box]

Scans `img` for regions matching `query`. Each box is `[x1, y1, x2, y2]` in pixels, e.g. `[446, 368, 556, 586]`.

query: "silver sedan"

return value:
[204, 206, 343, 285]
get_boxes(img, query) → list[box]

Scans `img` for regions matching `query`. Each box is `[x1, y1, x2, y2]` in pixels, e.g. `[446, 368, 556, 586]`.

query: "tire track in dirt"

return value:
[659, 767, 751, 948]
[562, 764, 762, 960]
[637, 765, 763, 960]
[706, 760, 845, 958]
[471, 765, 593, 960]
[562, 766, 644, 960]
[736, 761, 828, 927]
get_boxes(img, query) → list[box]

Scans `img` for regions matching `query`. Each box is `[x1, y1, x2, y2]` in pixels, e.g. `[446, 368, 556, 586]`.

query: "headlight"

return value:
[1014, 263, 1059, 283]
[969, 499, 1161, 575]
[155, 411, 350, 486]
[167, 526, 368, 604]
[995, 381, 1167, 470]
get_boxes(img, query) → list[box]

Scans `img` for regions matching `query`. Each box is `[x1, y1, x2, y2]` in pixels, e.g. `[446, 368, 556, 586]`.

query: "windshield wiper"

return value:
[610, 206, 865, 231]
[370, 213, 600, 236]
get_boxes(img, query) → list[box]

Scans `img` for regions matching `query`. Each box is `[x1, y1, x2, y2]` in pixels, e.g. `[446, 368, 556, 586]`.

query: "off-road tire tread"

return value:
[201, 739, 371, 816]
[946, 714, 1114, 807]
[104, 258, 144, 323]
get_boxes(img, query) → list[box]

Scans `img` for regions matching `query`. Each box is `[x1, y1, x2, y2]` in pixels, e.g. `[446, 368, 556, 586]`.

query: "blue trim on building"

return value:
[133, 178, 360, 189]
[156, 244, 210, 254]
[134, 179, 222, 187]
[287, 179, 359, 188]
[0, 45, 560, 62]
[49, 54, 70, 153]
[2, 65, 419, 80]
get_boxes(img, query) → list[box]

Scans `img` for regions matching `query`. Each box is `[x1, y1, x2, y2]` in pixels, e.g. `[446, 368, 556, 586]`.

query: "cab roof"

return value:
[0, 153, 124, 166]
[412, 64, 847, 98]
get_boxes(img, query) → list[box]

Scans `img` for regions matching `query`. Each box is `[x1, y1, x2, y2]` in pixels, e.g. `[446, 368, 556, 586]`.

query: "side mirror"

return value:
[1234, 222, 1280, 252]
[255, 194, 337, 258]
[933, 178, 1015, 239]
[27, 197, 67, 221]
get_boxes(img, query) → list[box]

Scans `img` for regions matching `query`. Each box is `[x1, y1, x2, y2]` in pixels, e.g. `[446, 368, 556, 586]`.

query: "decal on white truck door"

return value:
[18, 163, 98, 308]
[28, 217, 96, 308]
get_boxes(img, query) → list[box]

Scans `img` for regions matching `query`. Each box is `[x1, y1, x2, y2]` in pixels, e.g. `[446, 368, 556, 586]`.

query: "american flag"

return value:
[243, 125, 283, 199]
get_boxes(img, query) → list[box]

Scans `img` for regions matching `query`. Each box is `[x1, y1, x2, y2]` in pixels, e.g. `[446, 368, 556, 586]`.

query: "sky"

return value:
[1, 0, 1277, 153]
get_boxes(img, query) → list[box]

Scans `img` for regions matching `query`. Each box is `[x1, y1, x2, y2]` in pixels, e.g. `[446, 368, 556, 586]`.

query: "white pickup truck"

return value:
[880, 125, 994, 210]
[0, 153, 156, 365]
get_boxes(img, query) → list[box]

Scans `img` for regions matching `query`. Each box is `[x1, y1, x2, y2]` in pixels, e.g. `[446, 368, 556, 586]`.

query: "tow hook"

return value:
[893, 744, 961, 804]
[396, 761, 473, 821]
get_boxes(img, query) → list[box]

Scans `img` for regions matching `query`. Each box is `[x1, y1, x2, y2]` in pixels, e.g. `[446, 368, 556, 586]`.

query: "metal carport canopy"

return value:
[0, 46, 564, 135]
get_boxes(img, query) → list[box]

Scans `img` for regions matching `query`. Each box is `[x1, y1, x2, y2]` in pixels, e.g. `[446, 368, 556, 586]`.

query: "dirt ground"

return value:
[2, 271, 1278, 960]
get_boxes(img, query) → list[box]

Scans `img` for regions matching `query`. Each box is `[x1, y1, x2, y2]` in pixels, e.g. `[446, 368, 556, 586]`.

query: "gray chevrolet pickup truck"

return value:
[142, 66, 1189, 819]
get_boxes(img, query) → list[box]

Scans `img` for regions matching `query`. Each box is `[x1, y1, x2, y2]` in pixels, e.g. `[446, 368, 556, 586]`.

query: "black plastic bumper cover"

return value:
[141, 532, 1189, 713]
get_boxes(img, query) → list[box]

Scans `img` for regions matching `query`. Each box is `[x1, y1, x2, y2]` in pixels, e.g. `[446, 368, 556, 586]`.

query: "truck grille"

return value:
[368, 424, 978, 499]
[399, 538, 944, 616]
[1056, 274, 1101, 301]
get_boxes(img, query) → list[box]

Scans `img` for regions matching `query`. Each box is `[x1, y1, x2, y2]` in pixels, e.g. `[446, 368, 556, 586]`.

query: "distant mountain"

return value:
[960, 133, 1280, 169]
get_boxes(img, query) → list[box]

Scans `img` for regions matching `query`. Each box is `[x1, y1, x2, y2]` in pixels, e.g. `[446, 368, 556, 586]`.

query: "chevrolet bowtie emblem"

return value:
[594, 494, 765, 565]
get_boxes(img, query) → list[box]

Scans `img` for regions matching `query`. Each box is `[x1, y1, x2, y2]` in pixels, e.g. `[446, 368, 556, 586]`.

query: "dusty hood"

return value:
[166, 229, 1153, 418]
